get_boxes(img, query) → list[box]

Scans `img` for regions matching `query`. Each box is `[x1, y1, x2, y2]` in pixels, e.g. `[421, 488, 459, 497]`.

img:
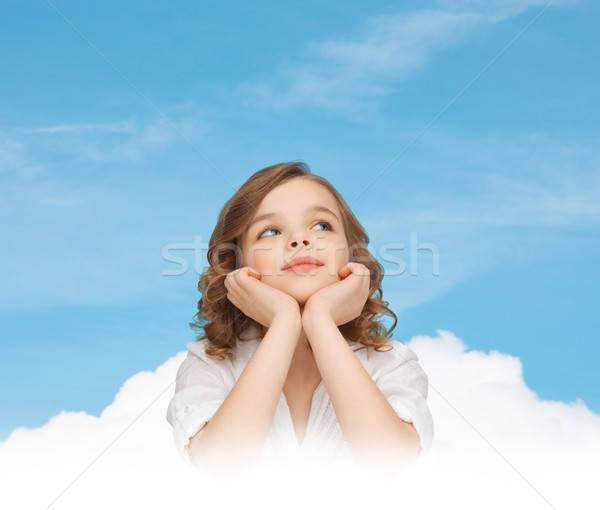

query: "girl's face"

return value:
[239, 178, 350, 307]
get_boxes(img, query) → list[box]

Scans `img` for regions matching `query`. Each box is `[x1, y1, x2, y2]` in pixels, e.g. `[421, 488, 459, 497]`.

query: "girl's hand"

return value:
[224, 266, 300, 328]
[303, 262, 370, 326]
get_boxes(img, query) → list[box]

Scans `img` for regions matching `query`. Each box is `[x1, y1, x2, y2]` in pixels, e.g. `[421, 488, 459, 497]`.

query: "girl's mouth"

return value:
[283, 263, 322, 273]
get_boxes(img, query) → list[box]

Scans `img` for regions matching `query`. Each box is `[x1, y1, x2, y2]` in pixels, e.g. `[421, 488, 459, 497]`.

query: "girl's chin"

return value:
[286, 287, 329, 306]
[263, 275, 338, 303]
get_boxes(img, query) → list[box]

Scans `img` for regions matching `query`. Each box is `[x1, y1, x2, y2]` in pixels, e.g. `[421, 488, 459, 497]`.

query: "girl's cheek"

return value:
[249, 249, 274, 274]
[338, 241, 350, 263]
[335, 245, 350, 274]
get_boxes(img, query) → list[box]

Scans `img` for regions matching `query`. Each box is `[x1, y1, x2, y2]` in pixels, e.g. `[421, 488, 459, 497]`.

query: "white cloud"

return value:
[242, 2, 576, 114]
[1, 331, 598, 509]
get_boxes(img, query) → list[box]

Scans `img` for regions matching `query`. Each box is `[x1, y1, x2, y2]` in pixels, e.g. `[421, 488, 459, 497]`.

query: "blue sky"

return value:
[1, 0, 598, 440]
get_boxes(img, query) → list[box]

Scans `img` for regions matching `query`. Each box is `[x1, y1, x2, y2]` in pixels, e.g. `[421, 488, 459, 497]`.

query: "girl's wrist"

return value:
[301, 306, 334, 329]
[271, 305, 302, 328]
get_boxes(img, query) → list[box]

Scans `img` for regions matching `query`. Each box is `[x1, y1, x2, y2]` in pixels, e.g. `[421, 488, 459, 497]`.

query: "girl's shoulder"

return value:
[185, 338, 216, 364]
[184, 327, 262, 378]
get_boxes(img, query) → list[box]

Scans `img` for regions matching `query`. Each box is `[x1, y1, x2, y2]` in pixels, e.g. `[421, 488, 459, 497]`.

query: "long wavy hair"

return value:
[190, 162, 397, 361]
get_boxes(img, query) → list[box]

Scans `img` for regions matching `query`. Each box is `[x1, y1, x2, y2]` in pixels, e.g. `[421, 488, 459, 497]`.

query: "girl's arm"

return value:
[189, 268, 302, 474]
[303, 310, 420, 470]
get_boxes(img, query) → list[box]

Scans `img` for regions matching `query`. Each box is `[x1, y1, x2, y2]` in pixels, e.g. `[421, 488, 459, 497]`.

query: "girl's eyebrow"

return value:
[248, 205, 340, 230]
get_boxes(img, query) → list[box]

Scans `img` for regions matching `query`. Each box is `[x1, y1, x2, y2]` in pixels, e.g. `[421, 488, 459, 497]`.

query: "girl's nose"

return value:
[290, 238, 310, 248]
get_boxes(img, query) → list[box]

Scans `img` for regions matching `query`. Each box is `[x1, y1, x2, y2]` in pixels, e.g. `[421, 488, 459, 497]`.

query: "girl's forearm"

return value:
[302, 311, 420, 471]
[189, 311, 301, 473]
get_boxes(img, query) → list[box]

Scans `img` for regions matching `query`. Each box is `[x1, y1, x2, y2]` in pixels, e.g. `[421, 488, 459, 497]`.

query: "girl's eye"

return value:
[257, 226, 280, 239]
[257, 220, 333, 239]
[313, 220, 333, 231]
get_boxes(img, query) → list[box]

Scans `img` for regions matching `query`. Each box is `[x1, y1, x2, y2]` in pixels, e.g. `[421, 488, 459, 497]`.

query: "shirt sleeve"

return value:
[373, 341, 434, 454]
[165, 343, 231, 462]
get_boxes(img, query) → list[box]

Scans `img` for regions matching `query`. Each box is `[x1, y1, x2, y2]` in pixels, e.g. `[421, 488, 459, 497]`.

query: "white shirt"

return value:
[166, 326, 434, 464]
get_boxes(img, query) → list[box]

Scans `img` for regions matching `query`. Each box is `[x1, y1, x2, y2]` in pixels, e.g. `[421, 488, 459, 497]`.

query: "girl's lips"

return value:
[283, 263, 323, 273]
[282, 256, 324, 271]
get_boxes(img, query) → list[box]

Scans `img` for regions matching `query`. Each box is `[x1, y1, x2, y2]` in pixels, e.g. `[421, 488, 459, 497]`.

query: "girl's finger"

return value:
[225, 269, 242, 287]
[248, 267, 261, 279]
[350, 262, 369, 276]
[224, 270, 238, 287]
[339, 262, 368, 279]
[231, 266, 260, 281]
[338, 263, 352, 279]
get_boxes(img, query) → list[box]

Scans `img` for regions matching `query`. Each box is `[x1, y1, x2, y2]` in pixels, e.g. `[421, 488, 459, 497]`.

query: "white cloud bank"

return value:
[1, 330, 598, 510]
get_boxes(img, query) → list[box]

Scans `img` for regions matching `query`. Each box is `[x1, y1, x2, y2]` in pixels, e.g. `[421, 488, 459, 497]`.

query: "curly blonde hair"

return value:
[190, 162, 397, 360]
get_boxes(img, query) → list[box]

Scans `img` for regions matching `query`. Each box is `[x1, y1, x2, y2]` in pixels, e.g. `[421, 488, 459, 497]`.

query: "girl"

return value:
[166, 162, 433, 474]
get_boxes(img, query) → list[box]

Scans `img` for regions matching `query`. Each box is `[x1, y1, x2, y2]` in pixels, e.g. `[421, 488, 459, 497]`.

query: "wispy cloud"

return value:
[242, 10, 481, 115]
[386, 133, 600, 228]
[20, 113, 209, 165]
[1, 331, 598, 508]
[242, 1, 575, 114]
[0, 111, 211, 310]
[0, 133, 45, 179]
[364, 132, 600, 310]
[2, 107, 210, 184]
[28, 122, 137, 135]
